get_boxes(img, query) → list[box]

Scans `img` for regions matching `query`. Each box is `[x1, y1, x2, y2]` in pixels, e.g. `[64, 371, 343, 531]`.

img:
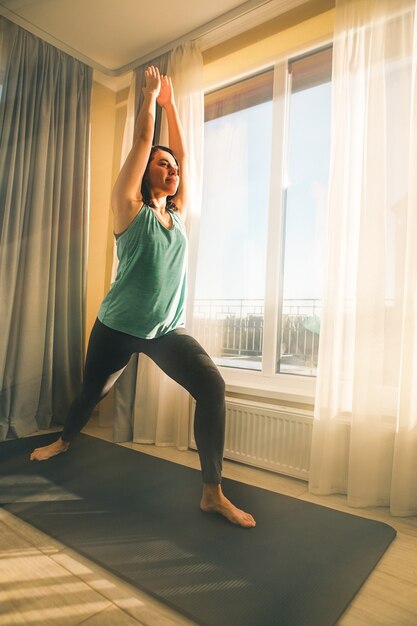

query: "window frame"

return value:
[197, 43, 333, 403]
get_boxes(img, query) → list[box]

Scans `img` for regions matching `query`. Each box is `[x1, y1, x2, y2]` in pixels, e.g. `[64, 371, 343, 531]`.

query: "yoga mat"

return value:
[0, 433, 396, 626]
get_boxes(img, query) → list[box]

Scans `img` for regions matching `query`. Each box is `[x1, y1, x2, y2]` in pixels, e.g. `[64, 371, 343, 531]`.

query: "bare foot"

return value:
[30, 438, 70, 461]
[200, 484, 256, 528]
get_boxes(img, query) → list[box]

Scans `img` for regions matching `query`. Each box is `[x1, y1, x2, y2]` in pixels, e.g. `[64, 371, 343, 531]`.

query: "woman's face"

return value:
[146, 149, 179, 198]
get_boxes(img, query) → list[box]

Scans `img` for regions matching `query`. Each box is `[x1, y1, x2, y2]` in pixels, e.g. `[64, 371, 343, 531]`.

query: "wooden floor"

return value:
[2, 418, 417, 626]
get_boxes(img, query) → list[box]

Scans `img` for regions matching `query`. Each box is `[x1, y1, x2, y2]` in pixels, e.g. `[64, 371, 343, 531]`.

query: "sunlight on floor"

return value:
[0, 475, 82, 504]
[0, 602, 111, 624]
[0, 541, 146, 626]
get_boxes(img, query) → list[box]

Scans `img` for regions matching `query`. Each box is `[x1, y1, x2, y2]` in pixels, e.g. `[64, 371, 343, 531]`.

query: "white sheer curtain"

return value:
[132, 42, 204, 449]
[309, 0, 417, 516]
[107, 54, 169, 443]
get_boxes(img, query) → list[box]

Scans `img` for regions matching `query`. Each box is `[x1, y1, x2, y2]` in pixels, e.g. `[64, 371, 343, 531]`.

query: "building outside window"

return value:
[192, 46, 332, 379]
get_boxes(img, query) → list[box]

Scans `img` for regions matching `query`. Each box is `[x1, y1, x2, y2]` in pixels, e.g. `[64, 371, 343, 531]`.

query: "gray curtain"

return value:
[110, 52, 169, 442]
[0, 17, 92, 440]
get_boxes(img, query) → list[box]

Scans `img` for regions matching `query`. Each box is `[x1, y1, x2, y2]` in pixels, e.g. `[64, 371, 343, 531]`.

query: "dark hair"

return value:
[141, 145, 179, 211]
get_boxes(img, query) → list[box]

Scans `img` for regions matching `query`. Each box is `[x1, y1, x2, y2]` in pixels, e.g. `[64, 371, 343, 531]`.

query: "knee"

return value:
[78, 383, 107, 408]
[197, 368, 225, 405]
[80, 370, 121, 407]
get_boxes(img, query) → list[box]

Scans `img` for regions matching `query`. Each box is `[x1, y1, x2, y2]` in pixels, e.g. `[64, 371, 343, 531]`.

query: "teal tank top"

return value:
[98, 204, 187, 339]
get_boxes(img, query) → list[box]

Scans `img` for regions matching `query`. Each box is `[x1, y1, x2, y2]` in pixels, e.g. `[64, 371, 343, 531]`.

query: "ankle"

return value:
[202, 483, 223, 500]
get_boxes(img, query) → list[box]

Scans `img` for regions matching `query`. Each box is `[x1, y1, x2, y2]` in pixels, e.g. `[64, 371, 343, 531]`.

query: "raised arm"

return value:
[157, 76, 189, 220]
[111, 66, 161, 234]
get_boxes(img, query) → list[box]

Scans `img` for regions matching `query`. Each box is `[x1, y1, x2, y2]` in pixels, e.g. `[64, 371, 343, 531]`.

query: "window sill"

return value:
[219, 366, 316, 407]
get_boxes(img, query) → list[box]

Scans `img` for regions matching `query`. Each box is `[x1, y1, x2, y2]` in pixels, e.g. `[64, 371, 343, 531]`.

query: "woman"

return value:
[31, 66, 256, 529]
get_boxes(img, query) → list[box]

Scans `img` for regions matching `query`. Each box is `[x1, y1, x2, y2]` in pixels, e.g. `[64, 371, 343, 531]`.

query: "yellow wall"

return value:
[106, 89, 129, 288]
[86, 82, 128, 351]
[203, 7, 334, 90]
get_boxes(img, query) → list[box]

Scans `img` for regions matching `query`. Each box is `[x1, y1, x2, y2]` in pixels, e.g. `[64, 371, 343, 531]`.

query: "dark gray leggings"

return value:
[61, 319, 225, 484]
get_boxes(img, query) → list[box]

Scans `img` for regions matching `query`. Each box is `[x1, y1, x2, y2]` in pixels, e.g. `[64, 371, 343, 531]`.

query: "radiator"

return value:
[189, 398, 313, 480]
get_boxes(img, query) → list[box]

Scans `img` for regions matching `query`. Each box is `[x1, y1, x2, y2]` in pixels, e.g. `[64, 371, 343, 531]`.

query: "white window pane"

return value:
[194, 50, 331, 378]
[279, 68, 331, 375]
[193, 100, 273, 370]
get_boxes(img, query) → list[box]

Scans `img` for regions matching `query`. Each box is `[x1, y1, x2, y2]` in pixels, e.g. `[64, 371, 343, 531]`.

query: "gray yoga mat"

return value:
[0, 433, 396, 626]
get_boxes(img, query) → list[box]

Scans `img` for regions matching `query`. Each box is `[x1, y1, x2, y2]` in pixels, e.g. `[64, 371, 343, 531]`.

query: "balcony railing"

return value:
[193, 298, 321, 375]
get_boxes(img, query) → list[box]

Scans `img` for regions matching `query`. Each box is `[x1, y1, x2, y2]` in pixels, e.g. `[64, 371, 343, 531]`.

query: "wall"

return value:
[203, 4, 334, 89]
[86, 82, 129, 352]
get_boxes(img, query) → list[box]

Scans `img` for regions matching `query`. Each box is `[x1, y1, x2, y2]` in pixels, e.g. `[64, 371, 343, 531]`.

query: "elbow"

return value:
[134, 129, 153, 146]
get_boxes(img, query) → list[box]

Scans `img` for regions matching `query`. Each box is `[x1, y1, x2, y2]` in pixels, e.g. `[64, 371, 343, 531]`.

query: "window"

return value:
[279, 48, 332, 375]
[193, 47, 332, 379]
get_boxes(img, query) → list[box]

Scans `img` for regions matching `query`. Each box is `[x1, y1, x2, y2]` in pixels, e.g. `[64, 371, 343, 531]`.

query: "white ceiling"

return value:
[0, 0, 313, 88]
[0, 0, 275, 72]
